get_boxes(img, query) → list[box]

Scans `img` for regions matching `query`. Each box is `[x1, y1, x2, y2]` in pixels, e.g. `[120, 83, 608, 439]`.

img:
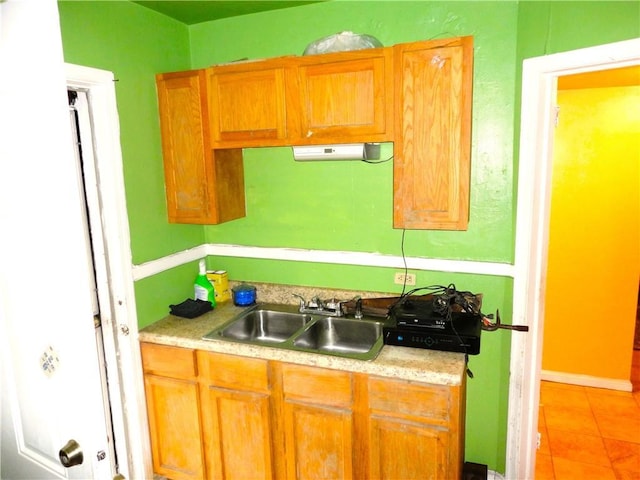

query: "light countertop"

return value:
[139, 298, 467, 387]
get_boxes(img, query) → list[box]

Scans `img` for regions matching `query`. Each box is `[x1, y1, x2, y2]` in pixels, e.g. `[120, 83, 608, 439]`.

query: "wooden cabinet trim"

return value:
[280, 363, 353, 408]
[197, 350, 269, 393]
[368, 376, 451, 425]
[141, 342, 197, 379]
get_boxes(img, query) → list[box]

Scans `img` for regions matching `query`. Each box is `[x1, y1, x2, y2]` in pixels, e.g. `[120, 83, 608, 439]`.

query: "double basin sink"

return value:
[203, 303, 385, 361]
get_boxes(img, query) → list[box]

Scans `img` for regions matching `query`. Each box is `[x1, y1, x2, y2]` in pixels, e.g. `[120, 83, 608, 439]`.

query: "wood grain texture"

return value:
[280, 364, 355, 480]
[198, 351, 274, 480]
[208, 60, 289, 146]
[156, 70, 245, 224]
[296, 48, 394, 144]
[158, 37, 472, 229]
[367, 374, 465, 480]
[141, 343, 205, 479]
[141, 345, 465, 480]
[393, 36, 473, 230]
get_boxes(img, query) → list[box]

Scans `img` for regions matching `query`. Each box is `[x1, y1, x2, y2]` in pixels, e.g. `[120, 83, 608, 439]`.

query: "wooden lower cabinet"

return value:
[367, 376, 465, 480]
[141, 344, 465, 480]
[279, 363, 356, 479]
[197, 352, 276, 480]
[140, 343, 205, 480]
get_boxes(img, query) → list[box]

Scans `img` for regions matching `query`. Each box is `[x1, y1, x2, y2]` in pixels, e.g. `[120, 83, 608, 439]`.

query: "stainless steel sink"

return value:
[293, 317, 382, 354]
[203, 303, 386, 361]
[207, 304, 310, 344]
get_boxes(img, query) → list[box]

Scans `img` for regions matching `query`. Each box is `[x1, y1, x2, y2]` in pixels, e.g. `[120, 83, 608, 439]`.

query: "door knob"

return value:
[59, 439, 83, 467]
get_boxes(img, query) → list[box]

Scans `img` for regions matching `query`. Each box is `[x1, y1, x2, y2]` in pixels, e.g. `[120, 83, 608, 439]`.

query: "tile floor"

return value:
[535, 349, 640, 480]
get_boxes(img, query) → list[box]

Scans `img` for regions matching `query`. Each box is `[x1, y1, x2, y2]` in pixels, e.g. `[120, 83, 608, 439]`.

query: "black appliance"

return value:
[384, 295, 482, 354]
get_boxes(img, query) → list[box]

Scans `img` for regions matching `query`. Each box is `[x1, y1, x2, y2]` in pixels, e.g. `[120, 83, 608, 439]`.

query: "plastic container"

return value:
[194, 260, 216, 306]
[303, 31, 383, 55]
[232, 283, 256, 306]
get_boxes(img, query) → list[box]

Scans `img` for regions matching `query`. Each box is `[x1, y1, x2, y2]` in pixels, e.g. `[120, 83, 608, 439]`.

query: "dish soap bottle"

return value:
[194, 259, 216, 306]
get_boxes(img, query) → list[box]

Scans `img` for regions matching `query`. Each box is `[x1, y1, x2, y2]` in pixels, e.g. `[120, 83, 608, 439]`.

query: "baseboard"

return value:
[541, 369, 632, 392]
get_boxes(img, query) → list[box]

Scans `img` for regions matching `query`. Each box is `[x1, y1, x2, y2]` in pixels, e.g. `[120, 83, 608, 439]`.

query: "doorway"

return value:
[65, 64, 152, 479]
[535, 68, 640, 479]
[507, 37, 640, 479]
[541, 68, 639, 391]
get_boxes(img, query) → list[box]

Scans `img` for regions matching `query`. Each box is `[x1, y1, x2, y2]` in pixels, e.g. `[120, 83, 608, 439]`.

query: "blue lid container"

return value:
[232, 283, 257, 306]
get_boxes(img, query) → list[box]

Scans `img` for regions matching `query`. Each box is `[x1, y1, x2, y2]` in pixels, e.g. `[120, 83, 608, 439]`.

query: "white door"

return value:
[0, 1, 116, 478]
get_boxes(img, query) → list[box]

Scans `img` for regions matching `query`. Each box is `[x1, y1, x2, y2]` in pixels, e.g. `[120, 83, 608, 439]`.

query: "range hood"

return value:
[293, 143, 380, 161]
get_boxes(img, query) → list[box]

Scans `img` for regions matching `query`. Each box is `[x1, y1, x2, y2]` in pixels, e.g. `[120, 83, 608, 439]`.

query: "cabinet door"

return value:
[280, 363, 355, 479]
[198, 352, 275, 480]
[296, 49, 394, 144]
[367, 375, 465, 480]
[369, 417, 448, 480]
[157, 70, 213, 223]
[156, 70, 245, 224]
[208, 61, 291, 147]
[141, 343, 205, 480]
[393, 36, 473, 230]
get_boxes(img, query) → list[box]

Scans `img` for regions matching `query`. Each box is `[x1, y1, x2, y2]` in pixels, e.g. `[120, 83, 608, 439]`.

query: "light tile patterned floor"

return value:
[536, 350, 640, 480]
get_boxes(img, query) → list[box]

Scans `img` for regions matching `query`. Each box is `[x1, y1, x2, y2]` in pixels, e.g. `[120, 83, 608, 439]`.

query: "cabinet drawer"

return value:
[198, 351, 269, 393]
[368, 377, 450, 424]
[140, 343, 197, 379]
[281, 363, 352, 408]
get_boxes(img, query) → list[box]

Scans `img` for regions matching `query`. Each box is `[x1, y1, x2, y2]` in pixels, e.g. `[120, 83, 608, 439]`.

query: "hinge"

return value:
[554, 106, 560, 126]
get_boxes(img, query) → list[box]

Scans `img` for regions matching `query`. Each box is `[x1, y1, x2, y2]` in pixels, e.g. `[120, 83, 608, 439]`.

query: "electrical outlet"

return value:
[394, 273, 416, 286]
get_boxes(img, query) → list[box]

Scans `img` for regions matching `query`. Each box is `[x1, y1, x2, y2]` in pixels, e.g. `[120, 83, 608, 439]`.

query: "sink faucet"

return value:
[292, 293, 306, 310]
[292, 294, 343, 316]
[293, 293, 364, 318]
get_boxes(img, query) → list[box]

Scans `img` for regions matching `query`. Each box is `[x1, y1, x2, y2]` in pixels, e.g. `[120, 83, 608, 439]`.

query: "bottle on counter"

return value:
[194, 259, 216, 307]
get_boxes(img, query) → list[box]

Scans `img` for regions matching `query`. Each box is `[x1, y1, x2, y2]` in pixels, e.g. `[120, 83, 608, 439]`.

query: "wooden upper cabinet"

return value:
[208, 59, 294, 147]
[206, 49, 393, 148]
[156, 70, 245, 224]
[156, 36, 474, 229]
[295, 48, 394, 144]
[393, 36, 473, 230]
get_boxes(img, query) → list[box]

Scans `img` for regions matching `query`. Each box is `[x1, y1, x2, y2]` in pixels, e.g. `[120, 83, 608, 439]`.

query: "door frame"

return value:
[65, 63, 152, 479]
[507, 37, 640, 479]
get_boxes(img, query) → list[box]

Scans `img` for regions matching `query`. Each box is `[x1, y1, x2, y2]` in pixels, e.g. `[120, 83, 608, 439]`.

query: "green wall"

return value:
[57, 0, 639, 473]
[58, 1, 206, 322]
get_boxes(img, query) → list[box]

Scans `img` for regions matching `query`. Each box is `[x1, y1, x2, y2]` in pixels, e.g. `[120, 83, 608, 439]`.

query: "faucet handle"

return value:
[309, 296, 323, 309]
